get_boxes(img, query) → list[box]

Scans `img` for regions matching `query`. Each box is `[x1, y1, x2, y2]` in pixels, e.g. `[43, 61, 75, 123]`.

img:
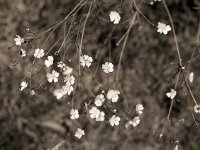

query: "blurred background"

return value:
[1, 0, 200, 149]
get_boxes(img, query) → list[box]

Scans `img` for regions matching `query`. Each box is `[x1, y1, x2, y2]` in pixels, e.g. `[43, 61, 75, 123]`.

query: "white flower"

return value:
[19, 49, 26, 57]
[89, 107, 100, 119]
[75, 128, 85, 139]
[157, 22, 171, 35]
[194, 104, 200, 113]
[136, 104, 144, 115]
[70, 109, 79, 120]
[189, 72, 194, 83]
[34, 48, 45, 58]
[102, 62, 114, 73]
[166, 88, 177, 99]
[94, 94, 105, 107]
[46, 70, 59, 83]
[107, 89, 120, 103]
[14, 35, 24, 46]
[96, 111, 105, 122]
[174, 145, 179, 150]
[53, 89, 65, 99]
[109, 115, 120, 126]
[109, 11, 121, 24]
[20, 81, 28, 91]
[64, 75, 75, 85]
[62, 84, 74, 95]
[62, 66, 73, 75]
[80, 55, 93, 67]
[45, 56, 54, 67]
[129, 116, 140, 127]
[57, 61, 66, 68]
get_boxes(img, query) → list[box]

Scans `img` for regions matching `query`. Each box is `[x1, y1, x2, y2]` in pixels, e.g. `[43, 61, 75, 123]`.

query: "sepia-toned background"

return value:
[1, 0, 200, 149]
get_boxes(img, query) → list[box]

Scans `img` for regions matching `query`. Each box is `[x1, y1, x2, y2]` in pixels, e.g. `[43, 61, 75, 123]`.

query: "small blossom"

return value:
[75, 128, 85, 139]
[70, 109, 79, 120]
[194, 104, 200, 113]
[107, 89, 120, 103]
[14, 35, 24, 46]
[102, 62, 114, 73]
[189, 72, 194, 83]
[34, 48, 45, 58]
[64, 75, 75, 85]
[94, 94, 105, 107]
[174, 145, 179, 150]
[62, 84, 74, 95]
[129, 116, 140, 127]
[166, 88, 177, 99]
[109, 11, 121, 24]
[19, 49, 26, 57]
[89, 107, 100, 119]
[96, 111, 105, 122]
[80, 55, 93, 67]
[109, 115, 120, 126]
[136, 104, 144, 115]
[53, 89, 65, 99]
[62, 66, 73, 75]
[57, 61, 66, 68]
[20, 81, 28, 91]
[45, 56, 54, 67]
[46, 70, 59, 83]
[157, 22, 171, 35]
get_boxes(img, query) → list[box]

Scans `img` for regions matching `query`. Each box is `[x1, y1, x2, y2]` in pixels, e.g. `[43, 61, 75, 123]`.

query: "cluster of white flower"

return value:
[80, 55, 93, 67]
[166, 88, 177, 99]
[157, 22, 171, 35]
[89, 106, 105, 122]
[75, 128, 85, 139]
[107, 89, 120, 103]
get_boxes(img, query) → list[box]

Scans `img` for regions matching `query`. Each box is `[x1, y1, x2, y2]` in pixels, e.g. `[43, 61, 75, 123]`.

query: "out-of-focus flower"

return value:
[166, 88, 176, 99]
[109, 115, 120, 126]
[45, 56, 54, 67]
[129, 116, 140, 127]
[80, 55, 93, 67]
[194, 104, 200, 113]
[109, 11, 121, 24]
[102, 62, 114, 73]
[189, 72, 194, 83]
[14, 35, 24, 46]
[70, 109, 79, 120]
[34, 48, 45, 58]
[19, 49, 26, 57]
[96, 111, 105, 121]
[107, 89, 120, 102]
[46, 70, 59, 83]
[57, 61, 66, 68]
[136, 104, 144, 115]
[20, 81, 28, 91]
[157, 22, 171, 35]
[75, 128, 85, 139]
[62, 66, 73, 75]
